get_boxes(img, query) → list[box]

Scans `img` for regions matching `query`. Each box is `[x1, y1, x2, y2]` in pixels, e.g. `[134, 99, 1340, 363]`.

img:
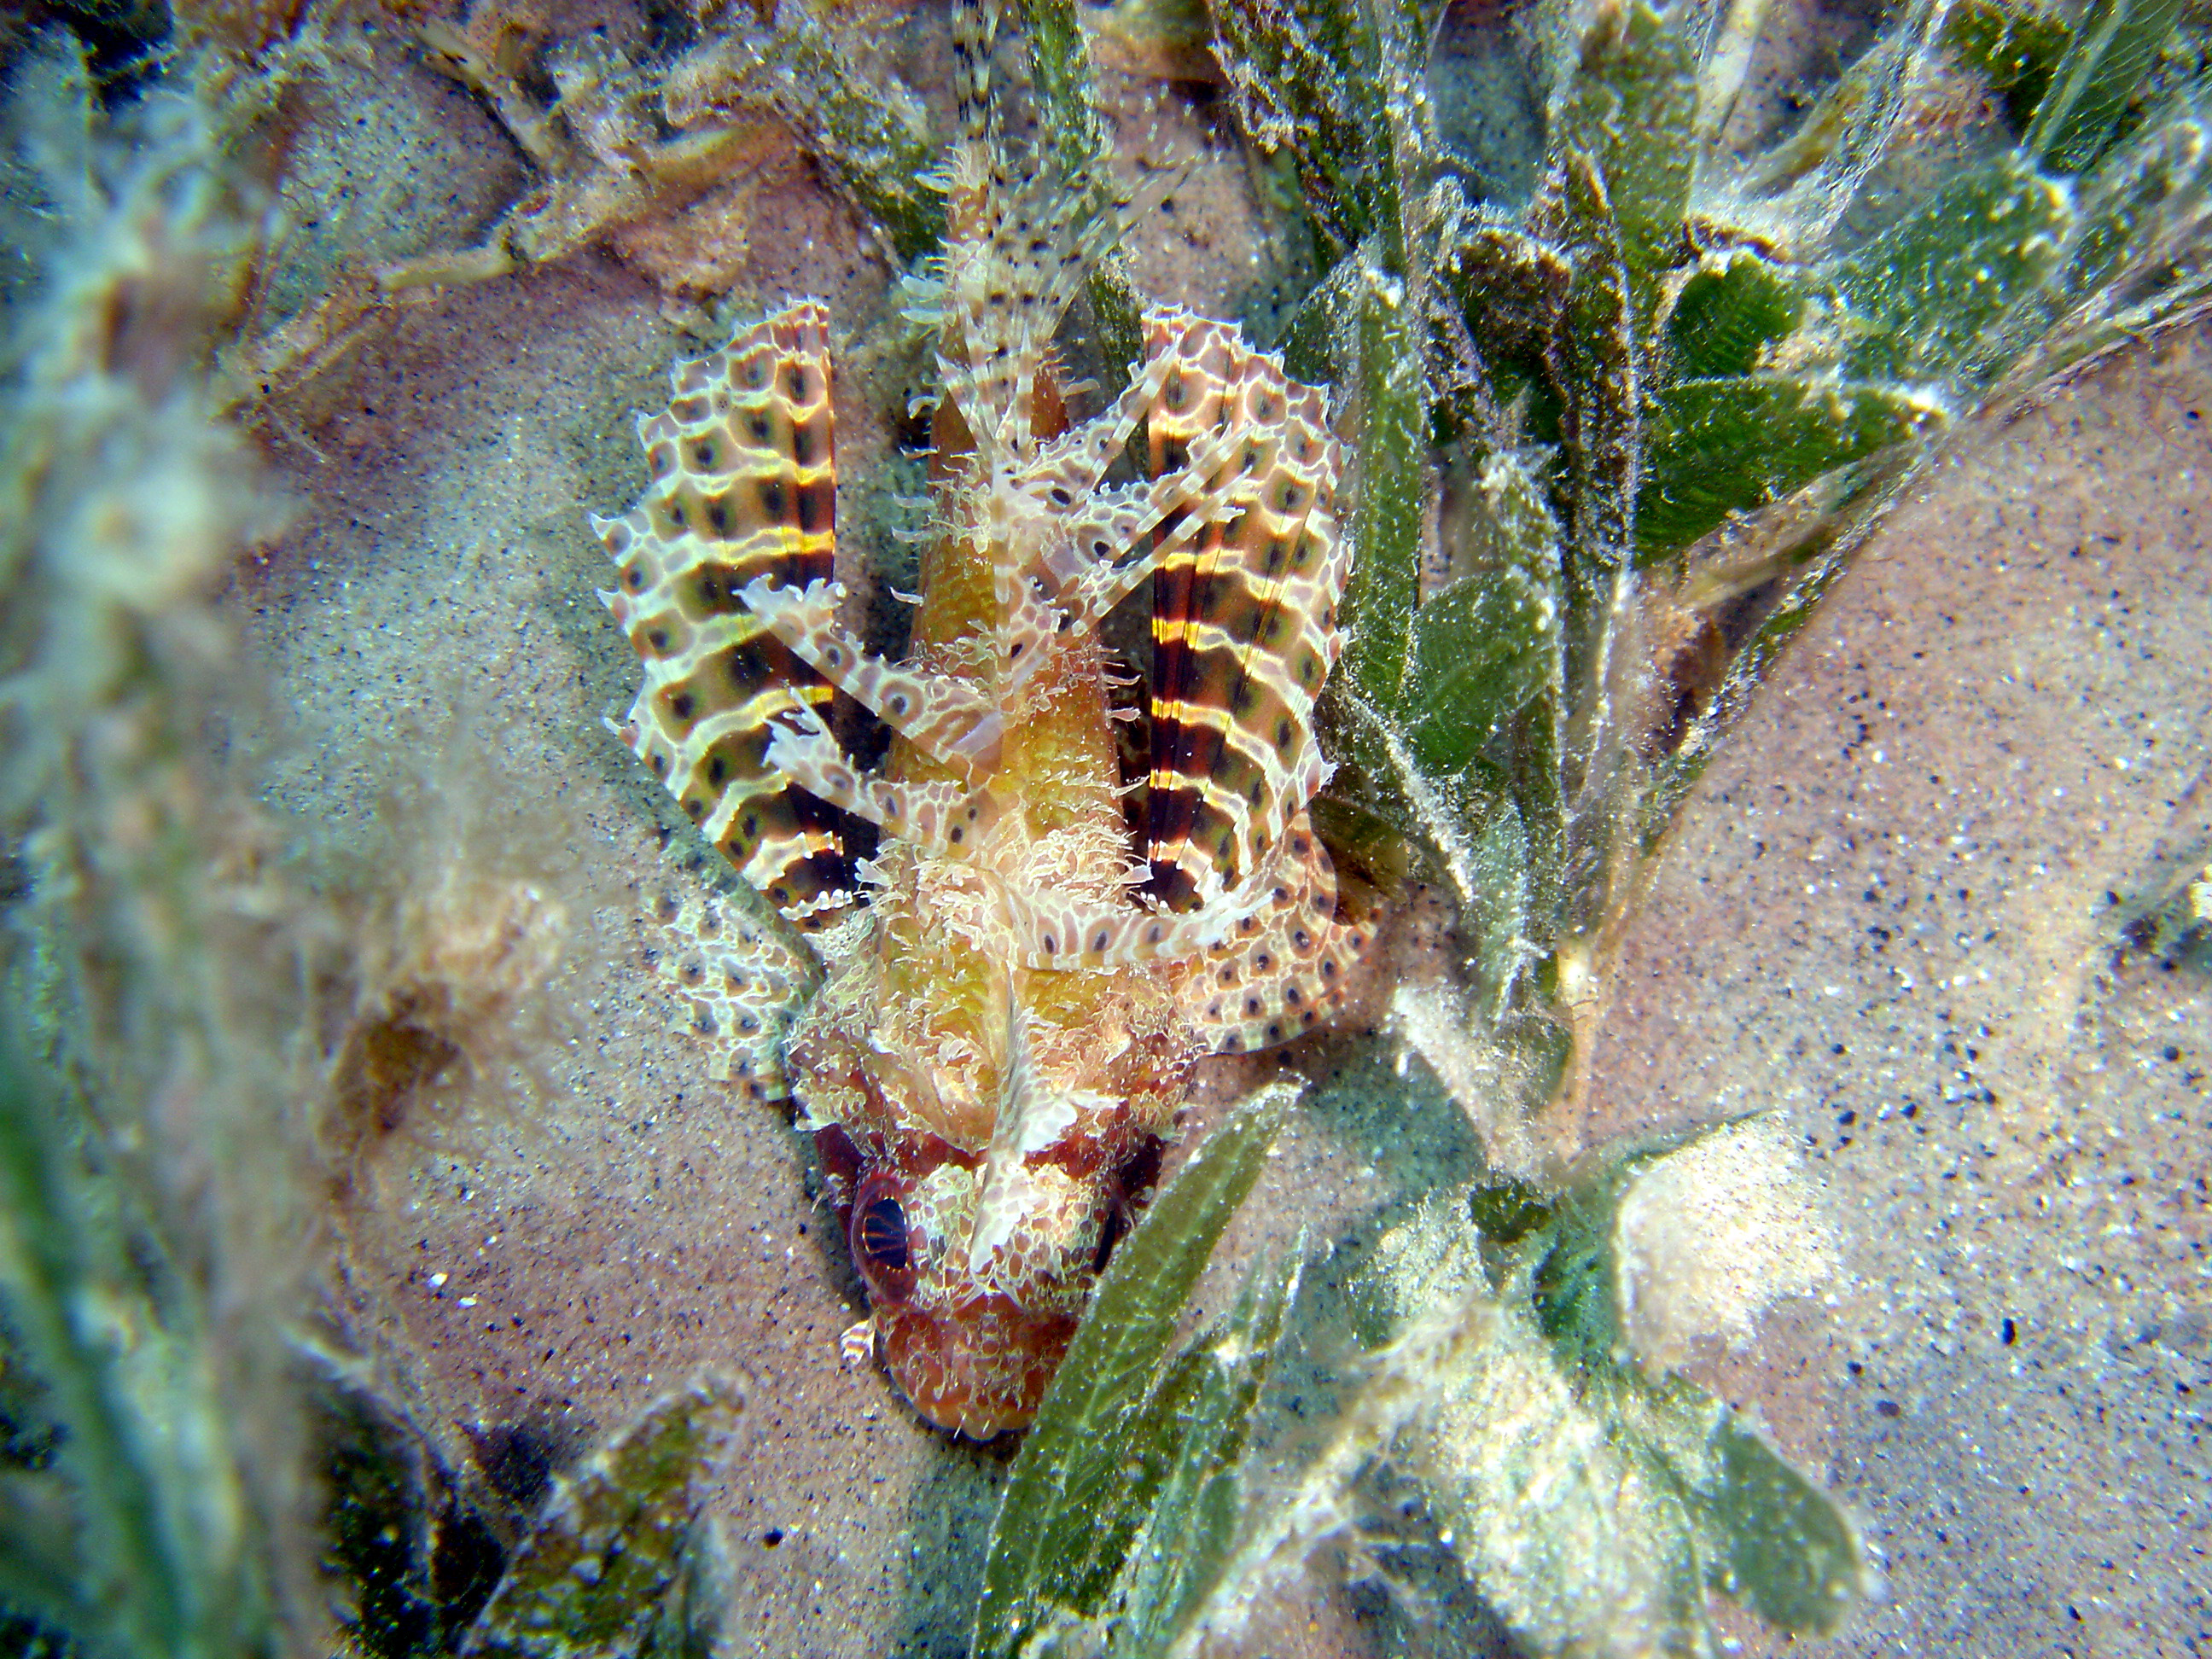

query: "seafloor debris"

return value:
[972, 1115, 1859, 1659]
[322, 866, 568, 1196]
[0, 31, 312, 1656]
[461, 1377, 742, 1659]
[222, 0, 939, 411]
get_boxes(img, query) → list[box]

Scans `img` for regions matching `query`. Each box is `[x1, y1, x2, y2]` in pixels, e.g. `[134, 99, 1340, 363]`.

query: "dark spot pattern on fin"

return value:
[1190, 822, 1366, 1054]
[598, 301, 858, 928]
[1141, 316, 1348, 917]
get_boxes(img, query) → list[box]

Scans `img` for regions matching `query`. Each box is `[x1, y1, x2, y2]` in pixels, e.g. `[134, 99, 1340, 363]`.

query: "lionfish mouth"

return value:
[878, 1296, 1081, 1439]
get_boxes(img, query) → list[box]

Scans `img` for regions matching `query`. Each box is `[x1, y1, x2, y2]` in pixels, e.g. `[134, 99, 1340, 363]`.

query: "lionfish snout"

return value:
[878, 1293, 1080, 1440]
[815, 1118, 1126, 1437]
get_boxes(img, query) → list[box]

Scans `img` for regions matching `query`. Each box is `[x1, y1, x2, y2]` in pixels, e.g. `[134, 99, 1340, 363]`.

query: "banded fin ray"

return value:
[734, 575, 1006, 770]
[598, 300, 859, 927]
[1142, 319, 1349, 916]
[1034, 312, 1297, 626]
[761, 714, 1003, 857]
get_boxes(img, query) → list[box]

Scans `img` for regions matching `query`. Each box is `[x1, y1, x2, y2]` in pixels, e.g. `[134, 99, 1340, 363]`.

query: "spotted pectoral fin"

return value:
[1190, 816, 1367, 1055]
[1143, 323, 1348, 917]
[599, 300, 861, 928]
[641, 886, 815, 1104]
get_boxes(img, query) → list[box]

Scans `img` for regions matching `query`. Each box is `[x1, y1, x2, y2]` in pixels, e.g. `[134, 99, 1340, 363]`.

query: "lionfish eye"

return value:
[853, 1187, 912, 1282]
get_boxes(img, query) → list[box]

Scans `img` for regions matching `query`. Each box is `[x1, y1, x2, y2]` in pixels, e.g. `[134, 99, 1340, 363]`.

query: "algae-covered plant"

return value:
[1208, 0, 2212, 1147]
[0, 0, 2206, 1654]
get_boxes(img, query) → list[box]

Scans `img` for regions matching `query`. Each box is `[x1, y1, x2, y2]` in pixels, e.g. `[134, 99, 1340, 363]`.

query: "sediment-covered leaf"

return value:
[1204, 0, 1429, 258]
[663, 14, 944, 263]
[1732, 0, 1951, 234]
[971, 1084, 1301, 1659]
[2024, 0, 2184, 173]
[1362, 1125, 1860, 1656]
[1941, 0, 2075, 133]
[1552, 0, 1698, 311]
[1833, 153, 2075, 384]
[1638, 374, 1941, 556]
[461, 1379, 739, 1659]
[1537, 149, 1641, 573]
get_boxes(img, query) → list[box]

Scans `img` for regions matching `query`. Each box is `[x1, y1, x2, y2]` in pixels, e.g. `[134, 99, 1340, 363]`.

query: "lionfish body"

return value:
[597, 8, 1362, 1436]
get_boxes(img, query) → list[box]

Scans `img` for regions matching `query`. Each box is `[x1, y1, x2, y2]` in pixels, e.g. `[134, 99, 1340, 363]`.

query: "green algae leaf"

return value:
[2024, 0, 2184, 173]
[0, 1039, 148, 1653]
[1329, 259, 1429, 717]
[1941, 0, 2075, 133]
[1553, 0, 1699, 311]
[1834, 153, 2075, 384]
[1016, 0, 1114, 180]
[316, 1384, 447, 1658]
[972, 1083, 1299, 1659]
[1426, 770, 1528, 978]
[1467, 1174, 1553, 1254]
[1523, 1169, 1633, 1365]
[1701, 1413, 1864, 1634]
[1962, 107, 2212, 398]
[1992, 106, 2212, 394]
[0, 1017, 285, 1659]
[462, 1379, 739, 1659]
[1108, 1248, 1302, 1655]
[1405, 569, 1560, 773]
[1639, 431, 1925, 830]
[1454, 445, 1569, 599]
[1637, 375, 1940, 558]
[2110, 845, 2212, 970]
[1663, 250, 1802, 380]
[1206, 0, 1376, 248]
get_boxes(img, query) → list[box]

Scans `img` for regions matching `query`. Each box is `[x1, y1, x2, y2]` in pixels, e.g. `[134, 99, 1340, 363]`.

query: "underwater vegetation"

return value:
[0, 0, 2205, 1655]
[965, 0, 2208, 1648]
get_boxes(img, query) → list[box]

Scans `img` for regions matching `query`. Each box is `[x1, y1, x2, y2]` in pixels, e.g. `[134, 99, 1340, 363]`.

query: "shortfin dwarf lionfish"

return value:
[597, 3, 1365, 1436]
